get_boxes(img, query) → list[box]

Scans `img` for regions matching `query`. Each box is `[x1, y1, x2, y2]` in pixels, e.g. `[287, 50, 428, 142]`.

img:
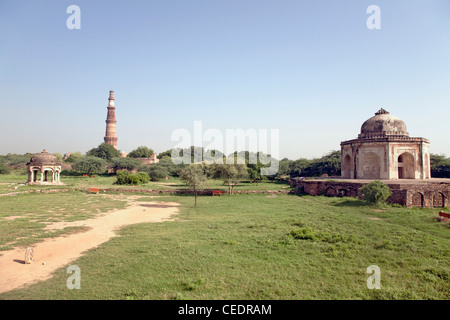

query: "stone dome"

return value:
[27, 149, 61, 166]
[359, 108, 408, 139]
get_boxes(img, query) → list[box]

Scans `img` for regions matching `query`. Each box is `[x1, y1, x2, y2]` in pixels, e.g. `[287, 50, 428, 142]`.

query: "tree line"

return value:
[1, 145, 450, 179]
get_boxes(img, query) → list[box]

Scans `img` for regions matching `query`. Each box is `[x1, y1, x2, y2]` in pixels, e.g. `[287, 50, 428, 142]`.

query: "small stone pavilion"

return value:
[291, 108, 449, 208]
[26, 149, 62, 185]
[340, 108, 430, 180]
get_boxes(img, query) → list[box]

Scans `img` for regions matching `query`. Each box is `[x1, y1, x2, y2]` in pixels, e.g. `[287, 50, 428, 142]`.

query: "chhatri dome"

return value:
[340, 108, 430, 180]
[26, 149, 62, 185]
[359, 108, 408, 139]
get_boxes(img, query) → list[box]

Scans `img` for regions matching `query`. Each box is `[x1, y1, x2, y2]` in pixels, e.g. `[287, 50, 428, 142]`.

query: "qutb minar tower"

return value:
[104, 90, 118, 149]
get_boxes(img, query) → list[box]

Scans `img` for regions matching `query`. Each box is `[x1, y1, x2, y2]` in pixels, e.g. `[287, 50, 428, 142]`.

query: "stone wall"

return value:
[292, 179, 449, 208]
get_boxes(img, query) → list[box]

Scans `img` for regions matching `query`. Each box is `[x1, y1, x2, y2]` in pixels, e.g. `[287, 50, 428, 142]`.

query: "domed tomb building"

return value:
[26, 149, 62, 185]
[340, 108, 430, 180]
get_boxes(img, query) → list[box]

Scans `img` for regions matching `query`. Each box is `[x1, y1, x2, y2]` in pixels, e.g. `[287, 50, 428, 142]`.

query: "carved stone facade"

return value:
[26, 149, 62, 185]
[341, 109, 430, 180]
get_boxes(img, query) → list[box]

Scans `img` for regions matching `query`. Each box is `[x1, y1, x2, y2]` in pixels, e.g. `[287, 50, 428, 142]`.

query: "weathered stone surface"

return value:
[25, 247, 34, 264]
[26, 149, 63, 185]
[341, 109, 430, 180]
[292, 178, 449, 208]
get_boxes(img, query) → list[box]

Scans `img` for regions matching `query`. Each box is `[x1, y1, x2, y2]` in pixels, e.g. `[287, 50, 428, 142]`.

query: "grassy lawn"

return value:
[0, 174, 289, 194]
[0, 190, 448, 300]
[0, 191, 127, 251]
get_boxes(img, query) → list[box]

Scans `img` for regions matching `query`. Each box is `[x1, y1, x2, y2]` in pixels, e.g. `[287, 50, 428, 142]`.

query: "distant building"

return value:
[104, 90, 118, 150]
[137, 153, 159, 165]
[120, 151, 128, 158]
[340, 108, 430, 180]
[26, 149, 62, 185]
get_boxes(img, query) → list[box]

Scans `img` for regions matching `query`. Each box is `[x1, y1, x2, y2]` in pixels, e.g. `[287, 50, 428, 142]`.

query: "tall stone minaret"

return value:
[104, 90, 118, 149]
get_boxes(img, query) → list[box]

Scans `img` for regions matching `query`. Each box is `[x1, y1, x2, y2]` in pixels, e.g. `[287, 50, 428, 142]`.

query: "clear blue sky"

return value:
[1, 0, 449, 159]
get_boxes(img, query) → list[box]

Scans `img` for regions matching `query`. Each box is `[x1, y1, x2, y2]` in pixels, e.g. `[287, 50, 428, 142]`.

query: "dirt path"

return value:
[0, 198, 179, 294]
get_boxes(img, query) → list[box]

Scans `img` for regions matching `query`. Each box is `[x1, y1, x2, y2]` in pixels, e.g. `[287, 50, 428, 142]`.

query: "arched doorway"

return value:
[44, 169, 54, 183]
[411, 192, 424, 207]
[343, 154, 351, 179]
[362, 152, 380, 179]
[398, 152, 415, 179]
[433, 192, 445, 208]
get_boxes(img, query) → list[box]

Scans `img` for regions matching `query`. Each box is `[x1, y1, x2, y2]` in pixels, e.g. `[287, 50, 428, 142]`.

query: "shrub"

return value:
[114, 170, 150, 185]
[136, 172, 150, 184]
[139, 165, 170, 180]
[360, 180, 392, 205]
[0, 163, 10, 174]
[115, 170, 130, 185]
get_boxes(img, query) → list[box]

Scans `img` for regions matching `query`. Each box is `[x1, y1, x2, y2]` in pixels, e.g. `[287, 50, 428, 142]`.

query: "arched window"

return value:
[398, 152, 415, 179]
[343, 154, 352, 179]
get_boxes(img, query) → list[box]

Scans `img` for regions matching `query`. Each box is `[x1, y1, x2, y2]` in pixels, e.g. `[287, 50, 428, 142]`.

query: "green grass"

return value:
[0, 191, 448, 300]
[0, 191, 127, 251]
[0, 173, 289, 194]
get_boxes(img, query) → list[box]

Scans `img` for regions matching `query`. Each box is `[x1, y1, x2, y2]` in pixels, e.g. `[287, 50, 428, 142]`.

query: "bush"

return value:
[360, 180, 392, 205]
[0, 163, 10, 174]
[114, 170, 150, 185]
[136, 172, 150, 184]
[139, 165, 170, 180]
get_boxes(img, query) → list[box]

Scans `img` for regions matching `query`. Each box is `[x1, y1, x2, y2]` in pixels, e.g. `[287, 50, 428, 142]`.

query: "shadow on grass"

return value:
[332, 199, 370, 207]
[240, 180, 289, 185]
[139, 203, 178, 209]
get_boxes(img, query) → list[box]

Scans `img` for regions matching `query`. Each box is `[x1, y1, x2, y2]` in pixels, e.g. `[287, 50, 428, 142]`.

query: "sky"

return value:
[1, 0, 449, 160]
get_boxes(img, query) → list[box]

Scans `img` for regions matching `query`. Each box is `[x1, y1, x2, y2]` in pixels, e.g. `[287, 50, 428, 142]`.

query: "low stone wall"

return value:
[292, 179, 449, 208]
[86, 188, 291, 195]
[0, 189, 70, 197]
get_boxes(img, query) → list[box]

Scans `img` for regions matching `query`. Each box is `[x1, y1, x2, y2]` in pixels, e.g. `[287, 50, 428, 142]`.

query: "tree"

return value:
[210, 162, 248, 194]
[127, 146, 154, 158]
[288, 158, 311, 177]
[277, 158, 293, 178]
[140, 165, 170, 180]
[158, 155, 186, 177]
[180, 165, 208, 207]
[360, 180, 392, 205]
[111, 157, 142, 172]
[430, 154, 450, 178]
[53, 152, 63, 162]
[0, 163, 10, 174]
[64, 152, 83, 163]
[157, 149, 173, 159]
[72, 156, 106, 176]
[86, 143, 120, 160]
[288, 151, 341, 178]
